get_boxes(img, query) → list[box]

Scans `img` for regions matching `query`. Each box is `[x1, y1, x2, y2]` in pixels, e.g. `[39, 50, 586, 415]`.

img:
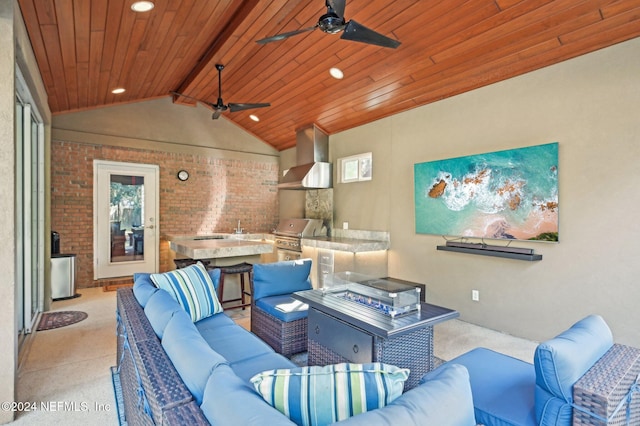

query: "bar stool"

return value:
[173, 259, 210, 269]
[215, 262, 253, 310]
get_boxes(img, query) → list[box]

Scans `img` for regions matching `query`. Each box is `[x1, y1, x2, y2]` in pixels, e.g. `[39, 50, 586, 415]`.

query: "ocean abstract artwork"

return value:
[414, 142, 558, 241]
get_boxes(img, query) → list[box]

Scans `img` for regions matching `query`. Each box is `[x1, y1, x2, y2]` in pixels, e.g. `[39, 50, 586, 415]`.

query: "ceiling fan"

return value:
[171, 64, 270, 120]
[256, 0, 400, 49]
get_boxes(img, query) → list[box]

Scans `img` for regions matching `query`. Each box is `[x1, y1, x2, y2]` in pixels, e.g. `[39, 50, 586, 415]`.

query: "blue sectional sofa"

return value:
[116, 262, 478, 425]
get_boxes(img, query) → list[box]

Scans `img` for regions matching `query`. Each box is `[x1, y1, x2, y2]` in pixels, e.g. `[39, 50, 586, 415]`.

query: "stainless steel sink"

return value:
[192, 236, 225, 240]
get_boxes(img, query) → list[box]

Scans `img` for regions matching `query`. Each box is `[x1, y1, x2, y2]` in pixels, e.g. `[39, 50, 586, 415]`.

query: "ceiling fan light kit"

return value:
[256, 0, 400, 49]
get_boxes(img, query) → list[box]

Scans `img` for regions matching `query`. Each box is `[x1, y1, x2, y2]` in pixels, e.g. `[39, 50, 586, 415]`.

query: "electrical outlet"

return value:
[343, 221, 349, 230]
[472, 290, 480, 301]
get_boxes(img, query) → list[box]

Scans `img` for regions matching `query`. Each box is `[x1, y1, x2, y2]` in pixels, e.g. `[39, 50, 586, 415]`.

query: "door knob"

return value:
[147, 225, 154, 229]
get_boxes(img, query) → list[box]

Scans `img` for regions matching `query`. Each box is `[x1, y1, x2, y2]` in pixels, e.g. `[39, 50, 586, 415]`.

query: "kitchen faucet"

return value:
[234, 220, 244, 234]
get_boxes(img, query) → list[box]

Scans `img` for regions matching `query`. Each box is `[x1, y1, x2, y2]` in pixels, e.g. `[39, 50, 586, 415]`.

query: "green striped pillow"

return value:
[250, 362, 409, 425]
[150, 262, 223, 322]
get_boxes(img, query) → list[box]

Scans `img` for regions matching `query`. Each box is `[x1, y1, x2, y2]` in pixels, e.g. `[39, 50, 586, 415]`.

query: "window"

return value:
[339, 152, 372, 183]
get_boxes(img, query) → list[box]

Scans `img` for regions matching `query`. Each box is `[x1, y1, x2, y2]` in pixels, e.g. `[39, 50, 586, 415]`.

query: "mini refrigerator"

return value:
[51, 253, 77, 300]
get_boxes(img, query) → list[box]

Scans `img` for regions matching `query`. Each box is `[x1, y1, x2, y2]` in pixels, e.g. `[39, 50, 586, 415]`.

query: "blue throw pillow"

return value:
[250, 362, 409, 425]
[252, 259, 312, 300]
[150, 262, 223, 322]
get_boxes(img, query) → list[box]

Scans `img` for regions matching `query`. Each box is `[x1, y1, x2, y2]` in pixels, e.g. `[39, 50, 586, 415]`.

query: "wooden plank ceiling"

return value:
[18, 0, 640, 151]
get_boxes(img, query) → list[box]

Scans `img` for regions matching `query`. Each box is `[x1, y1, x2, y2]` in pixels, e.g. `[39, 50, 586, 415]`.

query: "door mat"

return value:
[37, 311, 88, 331]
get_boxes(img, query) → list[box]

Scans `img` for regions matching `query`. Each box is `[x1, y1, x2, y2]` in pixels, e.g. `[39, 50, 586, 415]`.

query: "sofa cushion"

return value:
[198, 323, 274, 363]
[448, 347, 537, 426]
[230, 352, 297, 383]
[252, 259, 312, 301]
[144, 288, 183, 339]
[250, 362, 409, 426]
[133, 273, 158, 307]
[534, 314, 613, 426]
[194, 309, 237, 330]
[151, 262, 223, 322]
[161, 309, 228, 404]
[334, 363, 476, 426]
[255, 295, 309, 322]
[201, 364, 296, 425]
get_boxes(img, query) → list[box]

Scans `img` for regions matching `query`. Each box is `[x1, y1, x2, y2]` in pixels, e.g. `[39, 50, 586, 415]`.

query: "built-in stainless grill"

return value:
[273, 218, 325, 260]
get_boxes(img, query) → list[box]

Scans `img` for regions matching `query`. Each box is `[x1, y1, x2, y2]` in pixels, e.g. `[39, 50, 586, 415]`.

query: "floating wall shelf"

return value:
[436, 241, 542, 261]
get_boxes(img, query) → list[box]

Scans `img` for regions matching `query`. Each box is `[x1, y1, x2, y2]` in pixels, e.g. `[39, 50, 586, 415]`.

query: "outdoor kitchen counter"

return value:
[301, 229, 390, 253]
[167, 234, 274, 260]
[301, 236, 390, 253]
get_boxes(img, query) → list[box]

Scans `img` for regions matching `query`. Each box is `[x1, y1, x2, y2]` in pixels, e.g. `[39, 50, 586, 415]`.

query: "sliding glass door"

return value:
[16, 67, 45, 341]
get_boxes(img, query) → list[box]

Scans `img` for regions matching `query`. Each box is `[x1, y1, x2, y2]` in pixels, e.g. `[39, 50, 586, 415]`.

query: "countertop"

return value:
[302, 229, 390, 253]
[301, 236, 390, 252]
[166, 229, 389, 255]
[165, 233, 273, 241]
[168, 237, 273, 260]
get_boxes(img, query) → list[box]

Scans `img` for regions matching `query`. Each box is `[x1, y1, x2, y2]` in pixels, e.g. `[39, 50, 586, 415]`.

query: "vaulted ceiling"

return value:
[18, 0, 640, 150]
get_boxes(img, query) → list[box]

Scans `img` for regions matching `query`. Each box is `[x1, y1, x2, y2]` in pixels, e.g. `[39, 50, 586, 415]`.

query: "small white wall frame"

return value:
[339, 152, 372, 183]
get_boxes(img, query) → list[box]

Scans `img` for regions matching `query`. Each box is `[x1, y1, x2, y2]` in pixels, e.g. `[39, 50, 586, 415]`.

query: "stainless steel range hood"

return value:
[278, 125, 332, 190]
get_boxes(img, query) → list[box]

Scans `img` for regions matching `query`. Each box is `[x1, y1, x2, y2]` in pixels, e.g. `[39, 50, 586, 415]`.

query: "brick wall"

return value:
[51, 140, 279, 288]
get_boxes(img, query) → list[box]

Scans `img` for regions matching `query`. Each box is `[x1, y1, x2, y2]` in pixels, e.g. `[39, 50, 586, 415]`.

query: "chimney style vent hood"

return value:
[278, 125, 332, 190]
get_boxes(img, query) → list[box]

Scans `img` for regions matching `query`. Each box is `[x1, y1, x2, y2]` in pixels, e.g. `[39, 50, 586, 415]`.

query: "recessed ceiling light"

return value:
[131, 1, 154, 12]
[249, 114, 260, 122]
[112, 88, 126, 94]
[329, 67, 344, 79]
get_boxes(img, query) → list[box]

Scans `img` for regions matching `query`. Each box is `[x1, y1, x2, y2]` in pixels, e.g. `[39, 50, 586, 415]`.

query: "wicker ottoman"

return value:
[573, 343, 640, 425]
[250, 306, 308, 357]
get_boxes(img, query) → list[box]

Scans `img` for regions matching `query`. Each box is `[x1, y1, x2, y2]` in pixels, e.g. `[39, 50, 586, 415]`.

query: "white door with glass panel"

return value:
[94, 161, 159, 279]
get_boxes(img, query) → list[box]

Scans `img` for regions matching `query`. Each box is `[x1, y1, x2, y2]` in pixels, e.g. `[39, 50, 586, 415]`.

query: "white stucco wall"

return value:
[331, 37, 640, 346]
[0, 3, 16, 423]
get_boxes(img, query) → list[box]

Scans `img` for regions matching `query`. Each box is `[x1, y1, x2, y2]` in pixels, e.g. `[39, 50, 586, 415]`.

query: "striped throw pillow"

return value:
[250, 362, 409, 425]
[150, 262, 223, 322]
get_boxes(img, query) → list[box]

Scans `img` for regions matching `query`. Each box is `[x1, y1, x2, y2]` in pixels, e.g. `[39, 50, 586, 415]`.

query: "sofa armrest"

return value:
[117, 287, 209, 425]
[572, 343, 640, 425]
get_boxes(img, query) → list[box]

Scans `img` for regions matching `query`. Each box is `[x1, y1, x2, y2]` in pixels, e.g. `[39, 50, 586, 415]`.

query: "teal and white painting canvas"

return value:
[414, 142, 558, 241]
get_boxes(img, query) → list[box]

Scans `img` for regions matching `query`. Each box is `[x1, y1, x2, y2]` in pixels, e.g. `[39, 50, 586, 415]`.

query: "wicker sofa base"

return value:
[250, 305, 308, 357]
[116, 288, 210, 425]
[308, 325, 434, 391]
[573, 343, 640, 425]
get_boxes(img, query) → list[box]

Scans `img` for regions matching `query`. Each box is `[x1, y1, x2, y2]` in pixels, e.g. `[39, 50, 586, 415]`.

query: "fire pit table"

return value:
[292, 272, 459, 390]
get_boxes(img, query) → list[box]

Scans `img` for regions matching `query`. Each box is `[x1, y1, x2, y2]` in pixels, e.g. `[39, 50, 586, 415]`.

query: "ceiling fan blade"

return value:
[228, 103, 271, 112]
[327, 0, 346, 19]
[211, 108, 224, 120]
[170, 91, 217, 108]
[341, 20, 401, 49]
[256, 26, 317, 44]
